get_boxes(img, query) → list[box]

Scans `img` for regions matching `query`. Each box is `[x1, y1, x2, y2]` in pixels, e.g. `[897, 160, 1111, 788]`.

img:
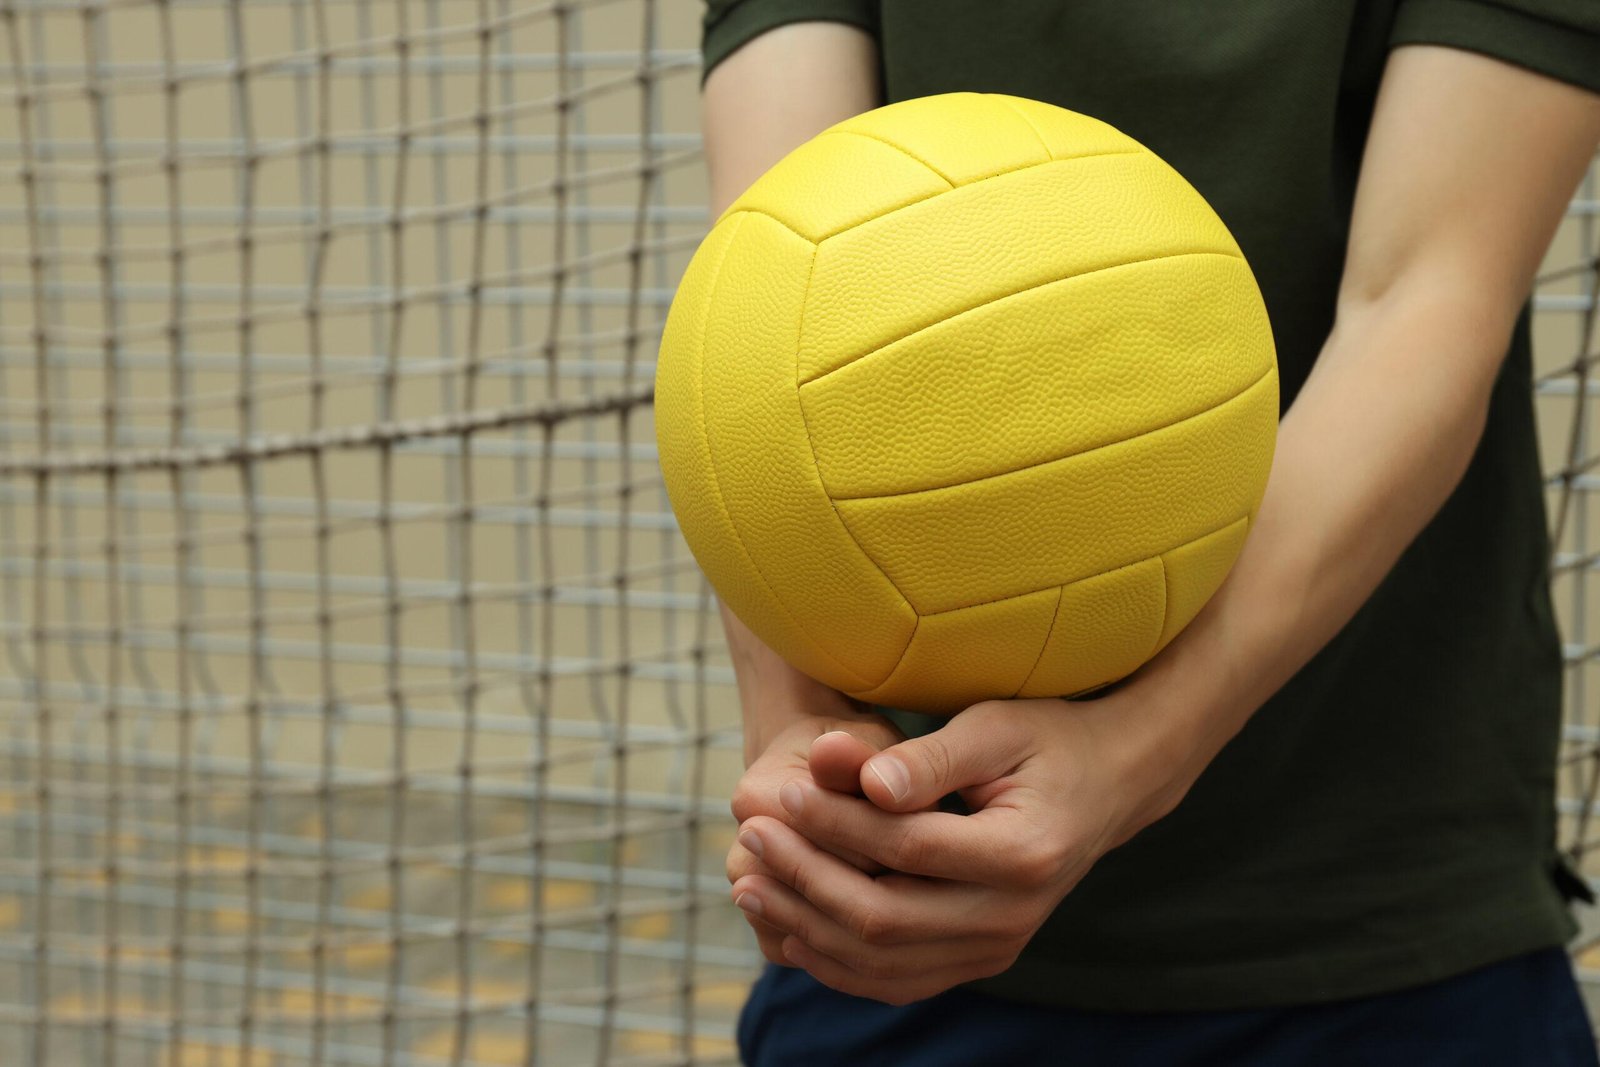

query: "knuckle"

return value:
[969, 698, 1009, 716]
[808, 799, 844, 839]
[790, 918, 821, 952]
[911, 739, 953, 793]
[785, 859, 812, 900]
[988, 910, 1035, 943]
[730, 784, 760, 823]
[857, 953, 902, 982]
[726, 851, 759, 884]
[756, 935, 787, 967]
[1013, 841, 1065, 889]
[888, 824, 939, 875]
[847, 901, 895, 946]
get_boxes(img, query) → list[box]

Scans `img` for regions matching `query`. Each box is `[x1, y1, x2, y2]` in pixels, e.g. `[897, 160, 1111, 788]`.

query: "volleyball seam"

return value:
[800, 249, 1248, 388]
[827, 362, 1275, 503]
[993, 96, 1055, 162]
[879, 509, 1256, 620]
[1013, 584, 1067, 699]
[789, 237, 920, 689]
[731, 148, 1143, 244]
[823, 127, 958, 187]
[690, 214, 881, 691]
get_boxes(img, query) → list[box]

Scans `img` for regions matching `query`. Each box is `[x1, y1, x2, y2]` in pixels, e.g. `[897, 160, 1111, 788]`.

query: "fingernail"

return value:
[867, 756, 910, 803]
[779, 781, 804, 816]
[738, 829, 764, 859]
[808, 731, 849, 757]
[734, 892, 763, 917]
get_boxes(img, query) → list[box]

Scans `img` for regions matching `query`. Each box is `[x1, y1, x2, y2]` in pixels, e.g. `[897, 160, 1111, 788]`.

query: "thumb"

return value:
[807, 730, 883, 794]
[859, 706, 1030, 813]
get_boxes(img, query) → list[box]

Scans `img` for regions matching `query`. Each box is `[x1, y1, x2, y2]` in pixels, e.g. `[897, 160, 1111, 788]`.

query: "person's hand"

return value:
[727, 714, 909, 968]
[728, 694, 1192, 1004]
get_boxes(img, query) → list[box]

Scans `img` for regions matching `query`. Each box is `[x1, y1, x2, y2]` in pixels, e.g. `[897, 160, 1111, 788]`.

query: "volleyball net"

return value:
[0, 1, 1595, 1064]
[0, 1, 749, 1063]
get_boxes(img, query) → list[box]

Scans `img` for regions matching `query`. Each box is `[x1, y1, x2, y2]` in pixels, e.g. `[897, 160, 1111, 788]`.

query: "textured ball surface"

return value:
[655, 92, 1278, 714]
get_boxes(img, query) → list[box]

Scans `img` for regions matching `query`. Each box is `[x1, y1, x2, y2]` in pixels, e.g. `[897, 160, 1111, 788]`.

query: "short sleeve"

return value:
[700, 0, 879, 86]
[1390, 0, 1600, 93]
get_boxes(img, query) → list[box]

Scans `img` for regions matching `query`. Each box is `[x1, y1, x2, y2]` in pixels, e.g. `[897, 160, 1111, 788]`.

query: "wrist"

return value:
[1088, 650, 1237, 837]
[746, 704, 895, 766]
[719, 600, 874, 761]
[1078, 688, 1201, 842]
[1096, 577, 1284, 833]
[740, 671, 878, 765]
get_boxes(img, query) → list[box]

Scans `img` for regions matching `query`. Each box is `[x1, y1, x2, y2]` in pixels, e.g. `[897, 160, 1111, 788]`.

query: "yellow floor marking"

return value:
[485, 877, 593, 911]
[342, 884, 392, 911]
[694, 980, 752, 1011]
[412, 1029, 527, 1065]
[623, 911, 673, 940]
[622, 1029, 738, 1058]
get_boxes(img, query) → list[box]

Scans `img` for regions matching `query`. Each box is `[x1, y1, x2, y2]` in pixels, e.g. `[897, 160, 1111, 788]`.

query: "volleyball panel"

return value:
[797, 151, 1243, 383]
[853, 586, 1061, 712]
[801, 252, 1274, 499]
[656, 216, 756, 616]
[1156, 516, 1253, 652]
[718, 129, 951, 242]
[826, 92, 1134, 185]
[997, 93, 1148, 162]
[1016, 557, 1169, 699]
[834, 369, 1279, 615]
[690, 211, 917, 691]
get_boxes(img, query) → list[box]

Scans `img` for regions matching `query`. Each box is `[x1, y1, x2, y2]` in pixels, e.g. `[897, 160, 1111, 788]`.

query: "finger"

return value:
[781, 937, 1010, 1007]
[775, 779, 1037, 886]
[737, 816, 1017, 943]
[729, 838, 887, 956]
[731, 797, 887, 876]
[808, 730, 882, 794]
[742, 910, 797, 967]
[860, 703, 1035, 813]
[731, 870, 1001, 980]
[727, 843, 806, 966]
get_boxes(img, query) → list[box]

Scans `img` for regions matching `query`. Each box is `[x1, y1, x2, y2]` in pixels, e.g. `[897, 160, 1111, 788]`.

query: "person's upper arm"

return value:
[1342, 0, 1600, 317]
[700, 4, 883, 214]
[1329, 36, 1599, 404]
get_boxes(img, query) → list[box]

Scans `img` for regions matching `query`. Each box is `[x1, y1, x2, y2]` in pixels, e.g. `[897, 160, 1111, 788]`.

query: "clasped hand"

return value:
[726, 696, 1186, 1005]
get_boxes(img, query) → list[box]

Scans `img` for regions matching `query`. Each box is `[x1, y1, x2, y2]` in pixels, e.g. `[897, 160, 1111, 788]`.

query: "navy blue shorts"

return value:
[736, 947, 1598, 1066]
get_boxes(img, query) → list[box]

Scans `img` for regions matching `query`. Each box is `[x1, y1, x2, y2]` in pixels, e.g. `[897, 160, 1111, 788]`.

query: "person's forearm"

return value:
[1120, 282, 1517, 809]
[721, 602, 872, 763]
[700, 22, 883, 763]
[1111, 47, 1599, 819]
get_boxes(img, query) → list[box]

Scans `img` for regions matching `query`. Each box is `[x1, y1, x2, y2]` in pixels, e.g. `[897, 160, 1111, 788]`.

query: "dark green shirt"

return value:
[700, 0, 1600, 1011]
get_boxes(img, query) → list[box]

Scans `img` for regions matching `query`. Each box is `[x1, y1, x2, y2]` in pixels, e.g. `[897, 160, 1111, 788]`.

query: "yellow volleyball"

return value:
[655, 92, 1277, 715]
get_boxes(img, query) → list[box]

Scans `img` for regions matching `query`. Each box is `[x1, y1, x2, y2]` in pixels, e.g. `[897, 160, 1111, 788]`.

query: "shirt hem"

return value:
[1390, 0, 1600, 95]
[701, 1, 879, 86]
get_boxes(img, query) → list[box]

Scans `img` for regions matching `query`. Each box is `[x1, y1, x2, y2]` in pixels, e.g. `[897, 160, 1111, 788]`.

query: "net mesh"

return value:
[0, 1, 749, 1063]
[0, 1, 1594, 1063]
[1545, 162, 1600, 989]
